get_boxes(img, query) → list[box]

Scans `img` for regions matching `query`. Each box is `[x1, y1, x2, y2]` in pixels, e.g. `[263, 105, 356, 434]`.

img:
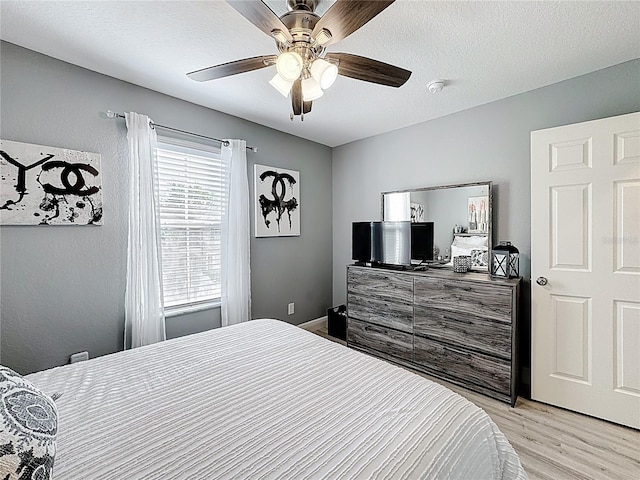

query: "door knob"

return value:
[536, 276, 548, 286]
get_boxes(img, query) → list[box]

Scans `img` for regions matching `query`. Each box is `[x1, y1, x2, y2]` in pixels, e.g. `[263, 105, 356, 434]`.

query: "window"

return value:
[155, 138, 226, 314]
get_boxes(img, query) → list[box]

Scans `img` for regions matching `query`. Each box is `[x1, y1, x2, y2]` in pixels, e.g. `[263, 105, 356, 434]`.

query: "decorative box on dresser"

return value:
[346, 265, 521, 406]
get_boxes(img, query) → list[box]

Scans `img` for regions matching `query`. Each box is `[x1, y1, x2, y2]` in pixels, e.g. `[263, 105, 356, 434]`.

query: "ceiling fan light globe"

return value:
[310, 59, 338, 89]
[269, 74, 293, 97]
[302, 76, 324, 101]
[276, 52, 303, 82]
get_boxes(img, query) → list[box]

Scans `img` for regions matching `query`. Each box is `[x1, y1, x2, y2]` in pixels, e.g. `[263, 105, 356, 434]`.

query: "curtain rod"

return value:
[105, 110, 258, 153]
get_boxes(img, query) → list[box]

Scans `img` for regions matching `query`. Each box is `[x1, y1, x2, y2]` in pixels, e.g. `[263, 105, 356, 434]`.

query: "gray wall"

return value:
[332, 58, 640, 304]
[0, 42, 333, 374]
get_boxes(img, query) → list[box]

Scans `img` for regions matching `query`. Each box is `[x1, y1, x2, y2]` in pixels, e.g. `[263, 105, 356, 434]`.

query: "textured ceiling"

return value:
[1, 1, 639, 147]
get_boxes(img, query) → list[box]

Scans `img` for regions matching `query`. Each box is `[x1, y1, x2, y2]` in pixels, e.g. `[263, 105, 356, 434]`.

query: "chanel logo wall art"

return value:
[0, 139, 103, 225]
[254, 164, 300, 237]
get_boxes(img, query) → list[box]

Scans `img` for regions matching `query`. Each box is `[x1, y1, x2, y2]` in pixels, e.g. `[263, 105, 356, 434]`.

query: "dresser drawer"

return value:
[414, 336, 511, 394]
[347, 268, 413, 305]
[413, 277, 512, 322]
[414, 306, 511, 360]
[348, 318, 413, 362]
[348, 292, 413, 333]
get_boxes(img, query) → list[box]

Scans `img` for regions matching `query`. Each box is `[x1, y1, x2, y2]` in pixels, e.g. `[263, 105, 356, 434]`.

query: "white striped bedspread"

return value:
[28, 319, 527, 480]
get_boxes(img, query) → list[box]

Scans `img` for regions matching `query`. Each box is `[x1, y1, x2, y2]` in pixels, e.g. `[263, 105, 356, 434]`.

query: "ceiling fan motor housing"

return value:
[286, 0, 319, 12]
[280, 9, 320, 45]
[278, 5, 326, 77]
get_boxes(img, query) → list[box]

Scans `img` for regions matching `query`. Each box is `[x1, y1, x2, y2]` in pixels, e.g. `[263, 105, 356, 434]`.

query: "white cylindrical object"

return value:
[276, 52, 303, 82]
[310, 58, 338, 89]
[269, 74, 293, 97]
[302, 76, 323, 101]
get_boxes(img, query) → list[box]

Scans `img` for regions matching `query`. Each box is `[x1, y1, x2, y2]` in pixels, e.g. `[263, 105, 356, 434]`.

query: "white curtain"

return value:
[124, 112, 166, 349]
[221, 139, 251, 326]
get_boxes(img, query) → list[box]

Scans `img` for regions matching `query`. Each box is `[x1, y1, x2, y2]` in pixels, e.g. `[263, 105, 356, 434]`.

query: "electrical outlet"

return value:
[288, 302, 295, 315]
[70, 351, 89, 364]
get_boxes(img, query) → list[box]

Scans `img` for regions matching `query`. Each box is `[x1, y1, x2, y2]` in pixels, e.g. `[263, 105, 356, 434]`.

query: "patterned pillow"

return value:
[471, 248, 489, 268]
[0, 366, 57, 480]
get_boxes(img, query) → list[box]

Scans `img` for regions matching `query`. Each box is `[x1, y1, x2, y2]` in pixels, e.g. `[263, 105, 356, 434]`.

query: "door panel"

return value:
[550, 137, 592, 171]
[550, 295, 591, 383]
[614, 300, 640, 396]
[531, 111, 640, 429]
[614, 130, 640, 165]
[614, 180, 640, 273]
[549, 184, 591, 270]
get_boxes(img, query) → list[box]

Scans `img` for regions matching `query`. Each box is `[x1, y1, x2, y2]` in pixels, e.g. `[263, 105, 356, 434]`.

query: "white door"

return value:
[531, 112, 640, 429]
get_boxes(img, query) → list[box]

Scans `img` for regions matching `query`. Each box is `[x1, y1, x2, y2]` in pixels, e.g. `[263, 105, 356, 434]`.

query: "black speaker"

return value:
[352, 222, 374, 262]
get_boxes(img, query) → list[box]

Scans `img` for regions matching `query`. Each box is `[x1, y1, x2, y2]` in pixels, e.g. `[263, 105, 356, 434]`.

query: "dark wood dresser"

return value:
[346, 265, 521, 405]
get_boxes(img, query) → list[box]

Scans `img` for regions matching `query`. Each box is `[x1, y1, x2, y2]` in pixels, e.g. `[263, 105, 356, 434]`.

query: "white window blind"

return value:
[155, 138, 226, 312]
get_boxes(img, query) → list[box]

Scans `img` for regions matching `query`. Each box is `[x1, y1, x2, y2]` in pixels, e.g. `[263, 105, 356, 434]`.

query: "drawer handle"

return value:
[443, 315, 473, 325]
[365, 325, 384, 334]
[443, 346, 472, 358]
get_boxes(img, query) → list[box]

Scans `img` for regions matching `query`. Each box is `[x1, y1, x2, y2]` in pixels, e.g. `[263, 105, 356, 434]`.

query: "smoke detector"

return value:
[427, 80, 445, 93]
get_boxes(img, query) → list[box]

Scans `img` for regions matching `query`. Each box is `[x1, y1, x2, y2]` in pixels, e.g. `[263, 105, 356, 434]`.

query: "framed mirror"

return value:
[381, 181, 492, 270]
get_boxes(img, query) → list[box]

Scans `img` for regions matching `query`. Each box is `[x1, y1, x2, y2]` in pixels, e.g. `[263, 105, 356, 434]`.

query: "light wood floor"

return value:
[310, 326, 640, 480]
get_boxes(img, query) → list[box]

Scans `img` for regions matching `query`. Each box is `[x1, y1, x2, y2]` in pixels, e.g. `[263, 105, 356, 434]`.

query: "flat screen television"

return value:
[411, 222, 434, 262]
[352, 221, 411, 265]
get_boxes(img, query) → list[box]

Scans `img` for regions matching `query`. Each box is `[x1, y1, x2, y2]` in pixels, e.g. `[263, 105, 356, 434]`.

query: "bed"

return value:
[22, 319, 526, 479]
[446, 233, 490, 271]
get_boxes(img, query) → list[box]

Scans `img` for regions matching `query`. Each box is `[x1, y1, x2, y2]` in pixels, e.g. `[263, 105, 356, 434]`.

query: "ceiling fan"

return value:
[187, 0, 412, 120]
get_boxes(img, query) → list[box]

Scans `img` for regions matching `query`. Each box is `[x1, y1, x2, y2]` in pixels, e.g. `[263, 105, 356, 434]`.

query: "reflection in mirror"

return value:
[382, 182, 492, 270]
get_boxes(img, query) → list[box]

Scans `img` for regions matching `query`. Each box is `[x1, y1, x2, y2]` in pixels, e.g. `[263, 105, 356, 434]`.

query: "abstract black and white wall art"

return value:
[0, 139, 103, 225]
[410, 202, 424, 222]
[254, 164, 300, 237]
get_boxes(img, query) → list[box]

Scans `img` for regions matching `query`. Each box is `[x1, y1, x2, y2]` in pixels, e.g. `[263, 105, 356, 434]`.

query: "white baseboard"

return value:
[298, 316, 327, 331]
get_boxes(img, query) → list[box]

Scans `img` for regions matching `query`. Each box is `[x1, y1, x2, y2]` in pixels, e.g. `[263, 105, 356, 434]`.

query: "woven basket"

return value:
[453, 255, 471, 273]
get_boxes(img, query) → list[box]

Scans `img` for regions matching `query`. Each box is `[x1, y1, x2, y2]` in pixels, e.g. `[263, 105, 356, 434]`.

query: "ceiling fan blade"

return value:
[325, 53, 411, 87]
[303, 101, 312, 114]
[312, 0, 395, 46]
[226, 0, 293, 42]
[292, 79, 303, 116]
[187, 55, 277, 82]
